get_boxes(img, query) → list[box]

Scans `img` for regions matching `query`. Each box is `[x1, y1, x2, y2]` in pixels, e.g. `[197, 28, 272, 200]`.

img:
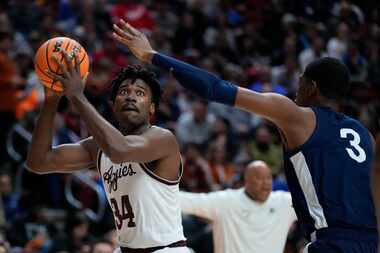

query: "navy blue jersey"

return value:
[283, 106, 376, 239]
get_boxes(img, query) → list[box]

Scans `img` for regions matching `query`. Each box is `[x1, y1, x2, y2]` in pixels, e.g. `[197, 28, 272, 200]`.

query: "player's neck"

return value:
[313, 98, 339, 111]
[120, 122, 151, 135]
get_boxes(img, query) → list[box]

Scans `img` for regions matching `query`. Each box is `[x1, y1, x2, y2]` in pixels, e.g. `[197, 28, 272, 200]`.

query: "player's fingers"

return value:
[61, 49, 73, 73]
[82, 72, 89, 84]
[127, 23, 142, 37]
[120, 19, 139, 36]
[113, 24, 133, 40]
[112, 32, 132, 45]
[74, 53, 80, 73]
[45, 69, 65, 83]
[51, 56, 70, 77]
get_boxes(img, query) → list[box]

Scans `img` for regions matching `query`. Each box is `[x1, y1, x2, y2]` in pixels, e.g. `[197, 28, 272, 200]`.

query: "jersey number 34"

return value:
[110, 195, 136, 229]
[340, 128, 367, 163]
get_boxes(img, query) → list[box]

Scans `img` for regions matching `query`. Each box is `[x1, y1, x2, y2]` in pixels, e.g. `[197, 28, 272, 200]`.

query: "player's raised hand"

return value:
[45, 50, 89, 99]
[112, 19, 156, 63]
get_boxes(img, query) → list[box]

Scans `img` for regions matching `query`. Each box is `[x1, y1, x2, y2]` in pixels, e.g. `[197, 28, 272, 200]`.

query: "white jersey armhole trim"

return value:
[139, 156, 183, 185]
[96, 149, 102, 173]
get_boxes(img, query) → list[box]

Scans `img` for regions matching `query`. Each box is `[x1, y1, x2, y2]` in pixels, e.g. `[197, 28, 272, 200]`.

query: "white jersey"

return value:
[97, 150, 186, 249]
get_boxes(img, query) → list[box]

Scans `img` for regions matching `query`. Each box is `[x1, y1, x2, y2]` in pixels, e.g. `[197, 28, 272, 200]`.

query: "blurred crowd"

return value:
[0, 0, 379, 252]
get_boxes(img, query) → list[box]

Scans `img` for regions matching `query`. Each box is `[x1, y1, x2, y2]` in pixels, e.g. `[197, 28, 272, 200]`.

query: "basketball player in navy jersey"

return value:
[27, 53, 189, 252]
[113, 20, 378, 252]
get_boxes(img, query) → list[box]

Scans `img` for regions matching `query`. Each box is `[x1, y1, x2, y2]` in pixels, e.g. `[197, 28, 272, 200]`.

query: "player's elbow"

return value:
[26, 161, 50, 175]
[26, 155, 54, 175]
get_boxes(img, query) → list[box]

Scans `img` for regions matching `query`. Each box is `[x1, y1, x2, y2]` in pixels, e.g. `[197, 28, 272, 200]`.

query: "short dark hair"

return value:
[304, 57, 350, 100]
[110, 65, 161, 107]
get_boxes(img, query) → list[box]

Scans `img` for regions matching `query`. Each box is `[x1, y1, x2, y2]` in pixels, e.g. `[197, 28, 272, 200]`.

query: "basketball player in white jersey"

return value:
[26, 51, 188, 253]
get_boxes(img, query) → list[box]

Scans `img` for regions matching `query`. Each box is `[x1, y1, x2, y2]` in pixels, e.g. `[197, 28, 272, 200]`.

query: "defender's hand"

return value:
[112, 19, 156, 63]
[46, 50, 89, 99]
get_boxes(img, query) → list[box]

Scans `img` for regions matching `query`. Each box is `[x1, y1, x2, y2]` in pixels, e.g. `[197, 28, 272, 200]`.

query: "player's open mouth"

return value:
[122, 104, 139, 112]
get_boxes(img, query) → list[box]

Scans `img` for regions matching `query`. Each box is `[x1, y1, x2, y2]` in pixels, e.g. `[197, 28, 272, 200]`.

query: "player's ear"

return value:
[310, 80, 320, 97]
[149, 103, 155, 115]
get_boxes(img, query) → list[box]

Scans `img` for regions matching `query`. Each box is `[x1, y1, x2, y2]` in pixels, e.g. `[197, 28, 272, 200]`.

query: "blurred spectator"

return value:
[0, 240, 10, 253]
[50, 212, 91, 253]
[331, 0, 364, 28]
[343, 41, 368, 82]
[7, 205, 55, 250]
[176, 100, 215, 147]
[327, 22, 349, 60]
[208, 117, 238, 160]
[110, 0, 154, 34]
[299, 36, 327, 70]
[0, 31, 25, 163]
[207, 144, 236, 189]
[181, 143, 215, 193]
[248, 65, 288, 96]
[0, 173, 20, 223]
[155, 77, 181, 130]
[249, 124, 283, 176]
[271, 56, 301, 95]
[93, 34, 128, 71]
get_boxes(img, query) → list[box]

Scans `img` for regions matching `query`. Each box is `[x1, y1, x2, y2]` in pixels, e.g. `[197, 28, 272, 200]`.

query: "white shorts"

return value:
[113, 247, 191, 253]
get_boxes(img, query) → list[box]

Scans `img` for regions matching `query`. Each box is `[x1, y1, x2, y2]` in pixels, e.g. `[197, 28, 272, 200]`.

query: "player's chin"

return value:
[118, 111, 141, 122]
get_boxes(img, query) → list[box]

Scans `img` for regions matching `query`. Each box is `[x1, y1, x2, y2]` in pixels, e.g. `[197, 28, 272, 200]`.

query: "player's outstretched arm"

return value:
[26, 89, 96, 174]
[112, 20, 308, 144]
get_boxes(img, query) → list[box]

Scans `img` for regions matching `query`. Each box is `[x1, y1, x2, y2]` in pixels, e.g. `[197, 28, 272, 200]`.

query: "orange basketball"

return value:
[34, 37, 89, 92]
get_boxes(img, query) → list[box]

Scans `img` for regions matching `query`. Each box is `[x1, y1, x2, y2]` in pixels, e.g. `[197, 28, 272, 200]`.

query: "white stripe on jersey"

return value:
[290, 151, 328, 229]
[98, 150, 186, 249]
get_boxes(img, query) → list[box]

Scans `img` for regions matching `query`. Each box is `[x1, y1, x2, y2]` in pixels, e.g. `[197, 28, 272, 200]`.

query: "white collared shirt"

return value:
[180, 188, 297, 253]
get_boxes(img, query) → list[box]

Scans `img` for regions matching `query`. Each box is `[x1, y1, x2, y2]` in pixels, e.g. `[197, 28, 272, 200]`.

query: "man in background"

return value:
[180, 160, 297, 253]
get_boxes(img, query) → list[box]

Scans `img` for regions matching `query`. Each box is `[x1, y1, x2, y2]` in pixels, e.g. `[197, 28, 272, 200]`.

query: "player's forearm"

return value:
[152, 53, 238, 105]
[68, 94, 126, 162]
[26, 98, 60, 171]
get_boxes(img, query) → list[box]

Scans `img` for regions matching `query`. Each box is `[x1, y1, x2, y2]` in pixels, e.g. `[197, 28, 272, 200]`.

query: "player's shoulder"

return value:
[148, 125, 176, 138]
[147, 126, 180, 153]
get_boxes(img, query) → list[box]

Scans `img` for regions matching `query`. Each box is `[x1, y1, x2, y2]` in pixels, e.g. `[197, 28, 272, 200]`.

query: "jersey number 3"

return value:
[340, 128, 366, 163]
[110, 195, 136, 229]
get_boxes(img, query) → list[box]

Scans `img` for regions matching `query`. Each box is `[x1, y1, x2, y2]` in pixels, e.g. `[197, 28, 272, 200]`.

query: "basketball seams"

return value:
[79, 51, 86, 64]
[45, 40, 52, 73]
[56, 40, 72, 73]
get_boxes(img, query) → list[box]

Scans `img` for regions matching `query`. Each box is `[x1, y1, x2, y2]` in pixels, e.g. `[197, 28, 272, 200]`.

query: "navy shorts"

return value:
[304, 228, 378, 253]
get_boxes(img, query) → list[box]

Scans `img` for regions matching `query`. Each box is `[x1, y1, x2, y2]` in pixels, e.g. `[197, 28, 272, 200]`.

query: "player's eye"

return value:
[119, 89, 127, 95]
[136, 90, 145, 96]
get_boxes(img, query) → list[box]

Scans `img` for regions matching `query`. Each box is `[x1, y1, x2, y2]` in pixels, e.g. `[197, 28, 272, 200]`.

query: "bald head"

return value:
[244, 160, 272, 202]
[245, 161, 271, 180]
